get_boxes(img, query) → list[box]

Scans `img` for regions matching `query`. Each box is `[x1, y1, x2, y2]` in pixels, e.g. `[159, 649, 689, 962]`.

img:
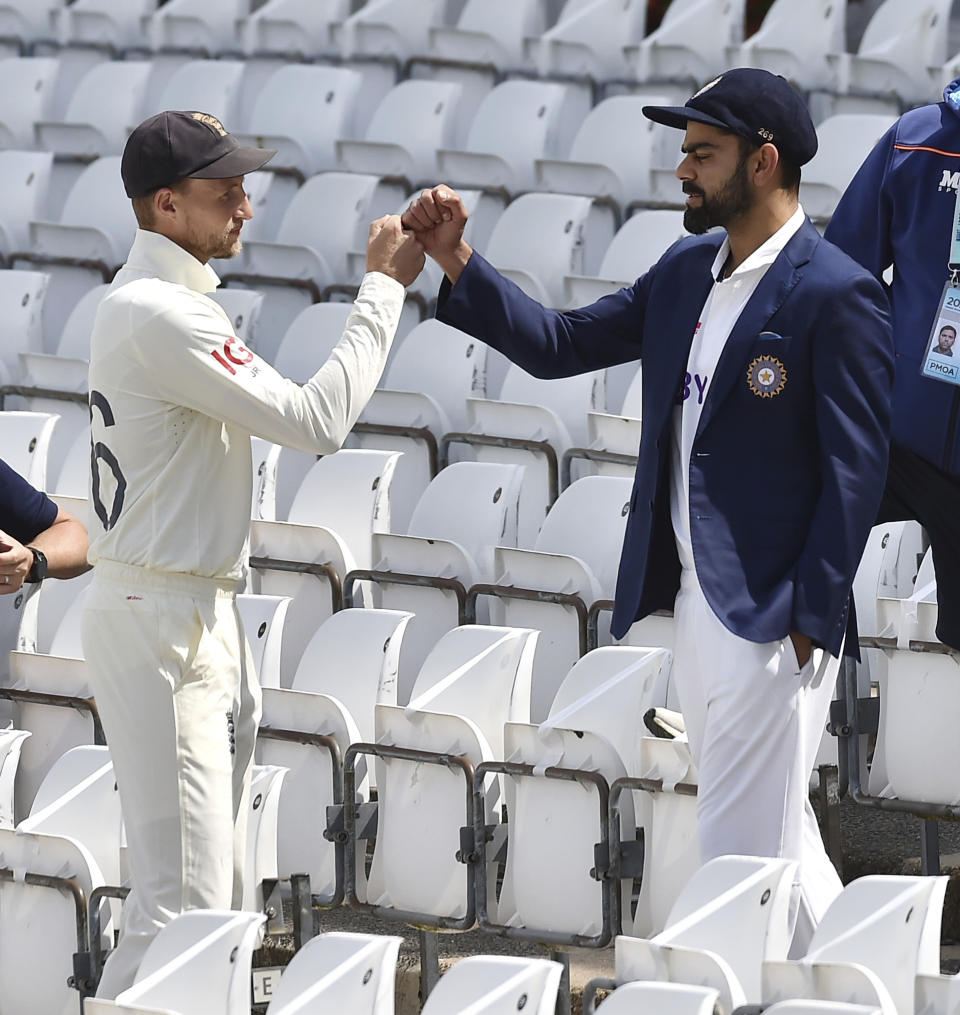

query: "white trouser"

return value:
[671, 568, 843, 952]
[81, 561, 261, 999]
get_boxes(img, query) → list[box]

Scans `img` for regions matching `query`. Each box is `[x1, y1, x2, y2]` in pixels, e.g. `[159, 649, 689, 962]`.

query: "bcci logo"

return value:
[747, 355, 787, 398]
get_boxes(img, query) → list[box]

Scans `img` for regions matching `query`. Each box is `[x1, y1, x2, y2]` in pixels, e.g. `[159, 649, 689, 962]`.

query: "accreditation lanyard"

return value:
[920, 187, 960, 384]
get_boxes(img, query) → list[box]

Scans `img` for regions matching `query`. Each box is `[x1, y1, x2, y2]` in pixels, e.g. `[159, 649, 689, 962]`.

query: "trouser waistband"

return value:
[92, 559, 241, 599]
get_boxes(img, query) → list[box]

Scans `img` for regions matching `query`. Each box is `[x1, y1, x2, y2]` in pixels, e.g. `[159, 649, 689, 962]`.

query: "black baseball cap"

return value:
[121, 110, 277, 199]
[642, 68, 818, 167]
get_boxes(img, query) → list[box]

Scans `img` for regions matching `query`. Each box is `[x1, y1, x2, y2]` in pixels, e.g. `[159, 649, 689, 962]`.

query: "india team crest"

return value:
[746, 355, 787, 398]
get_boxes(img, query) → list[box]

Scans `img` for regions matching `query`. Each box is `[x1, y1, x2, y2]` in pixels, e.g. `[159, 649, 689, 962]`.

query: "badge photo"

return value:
[746, 355, 787, 398]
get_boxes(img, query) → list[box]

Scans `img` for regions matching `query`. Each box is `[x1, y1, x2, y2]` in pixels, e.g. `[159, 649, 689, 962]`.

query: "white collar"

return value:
[123, 228, 221, 294]
[710, 204, 806, 282]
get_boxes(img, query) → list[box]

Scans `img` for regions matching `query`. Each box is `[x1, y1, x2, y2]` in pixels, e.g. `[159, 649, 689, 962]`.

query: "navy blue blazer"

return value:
[437, 220, 894, 656]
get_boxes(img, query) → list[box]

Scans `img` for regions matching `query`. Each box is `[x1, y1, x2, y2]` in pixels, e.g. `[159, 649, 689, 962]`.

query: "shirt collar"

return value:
[710, 204, 806, 282]
[123, 228, 221, 294]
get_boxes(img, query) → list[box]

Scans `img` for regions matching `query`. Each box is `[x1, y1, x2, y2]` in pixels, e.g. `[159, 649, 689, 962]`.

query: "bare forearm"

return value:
[31, 515, 91, 578]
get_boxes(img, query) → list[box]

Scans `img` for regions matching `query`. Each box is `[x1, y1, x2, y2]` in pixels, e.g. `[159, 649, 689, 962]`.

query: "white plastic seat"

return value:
[272, 302, 355, 382]
[617, 855, 798, 1011]
[35, 60, 154, 159]
[420, 955, 563, 1015]
[364, 625, 538, 921]
[84, 910, 267, 1015]
[596, 981, 722, 1014]
[51, 0, 157, 52]
[730, 0, 846, 92]
[573, 365, 643, 484]
[264, 931, 403, 1014]
[437, 80, 590, 197]
[535, 94, 671, 217]
[51, 424, 90, 498]
[0, 151, 53, 259]
[334, 0, 449, 64]
[564, 209, 686, 307]
[828, 0, 951, 112]
[236, 593, 290, 690]
[0, 726, 29, 828]
[17, 155, 134, 349]
[0, 270, 48, 385]
[0, 57, 59, 147]
[146, 58, 248, 127]
[143, 0, 248, 56]
[627, 0, 746, 86]
[235, 64, 365, 182]
[494, 646, 671, 941]
[800, 115, 897, 221]
[463, 362, 605, 547]
[222, 171, 407, 346]
[209, 287, 263, 351]
[337, 78, 466, 187]
[0, 2, 63, 54]
[529, 0, 648, 84]
[251, 449, 400, 685]
[0, 409, 59, 488]
[762, 1004, 883, 1015]
[486, 192, 615, 308]
[761, 875, 948, 1015]
[484, 474, 632, 720]
[239, 0, 350, 60]
[368, 460, 524, 702]
[243, 763, 287, 911]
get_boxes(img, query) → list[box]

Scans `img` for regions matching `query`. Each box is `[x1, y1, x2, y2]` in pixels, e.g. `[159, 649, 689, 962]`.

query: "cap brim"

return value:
[641, 104, 734, 133]
[188, 145, 277, 180]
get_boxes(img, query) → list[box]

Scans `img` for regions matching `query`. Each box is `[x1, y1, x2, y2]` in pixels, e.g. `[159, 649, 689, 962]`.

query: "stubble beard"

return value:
[683, 154, 753, 235]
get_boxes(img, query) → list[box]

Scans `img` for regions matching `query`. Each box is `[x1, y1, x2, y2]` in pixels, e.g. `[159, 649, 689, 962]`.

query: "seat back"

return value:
[634, 0, 745, 82]
[858, 0, 951, 66]
[57, 155, 135, 257]
[57, 281, 108, 358]
[53, 0, 156, 50]
[210, 287, 263, 350]
[273, 302, 354, 383]
[0, 58, 59, 147]
[151, 59, 247, 127]
[420, 956, 563, 1015]
[240, 0, 351, 59]
[498, 362, 603, 448]
[535, 0, 647, 79]
[599, 210, 687, 281]
[0, 271, 48, 383]
[0, 410, 59, 489]
[56, 60, 153, 152]
[0, 151, 53, 255]
[336, 0, 450, 61]
[597, 981, 721, 1015]
[147, 0, 248, 55]
[236, 593, 290, 689]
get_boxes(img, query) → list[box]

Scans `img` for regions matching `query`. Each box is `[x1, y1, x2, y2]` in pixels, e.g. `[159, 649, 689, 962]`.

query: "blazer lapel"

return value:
[695, 220, 819, 437]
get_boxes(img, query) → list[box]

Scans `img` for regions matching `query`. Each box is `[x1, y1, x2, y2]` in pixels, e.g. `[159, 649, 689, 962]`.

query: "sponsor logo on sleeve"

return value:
[211, 336, 255, 375]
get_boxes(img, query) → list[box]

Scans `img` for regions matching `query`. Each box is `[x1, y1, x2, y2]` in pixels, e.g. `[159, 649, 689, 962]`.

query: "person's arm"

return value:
[824, 124, 897, 280]
[0, 506, 90, 592]
[791, 270, 895, 650]
[402, 185, 653, 378]
[131, 215, 424, 453]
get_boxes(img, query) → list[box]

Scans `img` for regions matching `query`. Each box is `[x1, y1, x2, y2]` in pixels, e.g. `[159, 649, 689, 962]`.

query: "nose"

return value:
[676, 153, 696, 181]
[237, 192, 254, 221]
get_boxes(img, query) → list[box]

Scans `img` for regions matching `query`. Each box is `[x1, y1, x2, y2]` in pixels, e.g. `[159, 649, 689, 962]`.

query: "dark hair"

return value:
[941, 324, 957, 337]
[736, 136, 801, 193]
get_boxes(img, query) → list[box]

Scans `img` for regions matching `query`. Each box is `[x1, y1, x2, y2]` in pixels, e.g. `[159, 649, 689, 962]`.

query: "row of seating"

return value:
[0, 0, 955, 114]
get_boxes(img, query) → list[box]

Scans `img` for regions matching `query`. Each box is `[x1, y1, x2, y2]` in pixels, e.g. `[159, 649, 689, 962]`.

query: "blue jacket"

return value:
[826, 78, 960, 475]
[437, 220, 893, 655]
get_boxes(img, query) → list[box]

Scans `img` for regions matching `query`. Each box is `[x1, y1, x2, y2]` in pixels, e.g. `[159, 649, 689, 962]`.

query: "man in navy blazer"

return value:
[403, 69, 893, 945]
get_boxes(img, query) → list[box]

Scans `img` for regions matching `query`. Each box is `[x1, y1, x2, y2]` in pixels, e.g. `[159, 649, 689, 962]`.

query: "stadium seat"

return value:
[236, 593, 290, 690]
[145, 57, 249, 128]
[615, 855, 798, 1011]
[762, 1004, 884, 1015]
[0, 270, 48, 385]
[235, 64, 366, 184]
[563, 208, 686, 307]
[143, 0, 249, 57]
[251, 449, 401, 684]
[594, 981, 721, 1015]
[420, 955, 563, 1015]
[15, 155, 134, 350]
[458, 363, 605, 547]
[0, 409, 59, 488]
[34, 59, 154, 159]
[490, 646, 670, 944]
[799, 114, 897, 221]
[51, 0, 158, 54]
[0, 727, 29, 827]
[826, 0, 951, 113]
[476, 474, 632, 720]
[334, 0, 448, 65]
[239, 0, 350, 61]
[210, 287, 263, 351]
[0, 1, 62, 55]
[627, 0, 746, 89]
[84, 910, 267, 1015]
[263, 931, 403, 1014]
[359, 461, 524, 702]
[761, 875, 948, 1015]
[357, 625, 538, 924]
[243, 763, 287, 911]
[529, 0, 648, 86]
[336, 78, 467, 188]
[0, 151, 53, 260]
[257, 608, 413, 901]
[0, 57, 59, 149]
[534, 95, 673, 219]
[730, 0, 846, 93]
[220, 171, 407, 344]
[570, 365, 643, 484]
[271, 301, 354, 382]
[484, 192, 615, 308]
[436, 80, 591, 198]
[51, 424, 91, 497]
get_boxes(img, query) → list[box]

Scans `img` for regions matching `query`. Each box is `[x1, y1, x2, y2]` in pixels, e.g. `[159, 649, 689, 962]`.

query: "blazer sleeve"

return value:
[436, 250, 653, 379]
[791, 267, 894, 647]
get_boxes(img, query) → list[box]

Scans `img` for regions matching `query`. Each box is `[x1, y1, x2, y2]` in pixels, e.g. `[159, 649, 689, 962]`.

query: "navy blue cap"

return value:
[122, 110, 276, 199]
[642, 68, 818, 167]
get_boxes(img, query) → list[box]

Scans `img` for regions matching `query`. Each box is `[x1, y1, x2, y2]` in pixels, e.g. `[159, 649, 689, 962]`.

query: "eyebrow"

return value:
[680, 141, 721, 154]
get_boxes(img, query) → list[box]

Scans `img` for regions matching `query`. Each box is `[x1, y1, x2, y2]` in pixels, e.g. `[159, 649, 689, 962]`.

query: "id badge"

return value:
[920, 282, 960, 384]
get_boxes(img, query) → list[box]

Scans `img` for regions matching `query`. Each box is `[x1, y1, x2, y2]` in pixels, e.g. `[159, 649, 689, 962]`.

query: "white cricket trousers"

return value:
[670, 568, 843, 952]
[81, 560, 261, 999]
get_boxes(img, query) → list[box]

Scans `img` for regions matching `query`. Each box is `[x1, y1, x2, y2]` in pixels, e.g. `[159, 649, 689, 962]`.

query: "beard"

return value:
[184, 221, 244, 262]
[683, 154, 753, 235]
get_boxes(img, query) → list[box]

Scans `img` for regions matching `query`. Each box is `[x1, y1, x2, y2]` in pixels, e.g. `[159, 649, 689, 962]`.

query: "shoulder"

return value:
[805, 229, 886, 297]
[0, 458, 57, 541]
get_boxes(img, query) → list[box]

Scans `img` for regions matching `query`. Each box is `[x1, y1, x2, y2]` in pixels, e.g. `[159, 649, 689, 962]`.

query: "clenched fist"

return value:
[366, 214, 425, 287]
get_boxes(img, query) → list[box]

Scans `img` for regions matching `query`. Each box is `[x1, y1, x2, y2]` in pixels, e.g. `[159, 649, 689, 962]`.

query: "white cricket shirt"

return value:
[671, 205, 805, 572]
[87, 228, 405, 580]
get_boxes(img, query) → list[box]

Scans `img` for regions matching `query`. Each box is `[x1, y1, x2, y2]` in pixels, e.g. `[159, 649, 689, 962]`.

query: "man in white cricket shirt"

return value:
[82, 110, 425, 997]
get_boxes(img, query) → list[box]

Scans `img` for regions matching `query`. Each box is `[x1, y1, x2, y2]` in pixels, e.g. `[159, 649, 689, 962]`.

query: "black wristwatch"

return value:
[25, 546, 48, 584]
